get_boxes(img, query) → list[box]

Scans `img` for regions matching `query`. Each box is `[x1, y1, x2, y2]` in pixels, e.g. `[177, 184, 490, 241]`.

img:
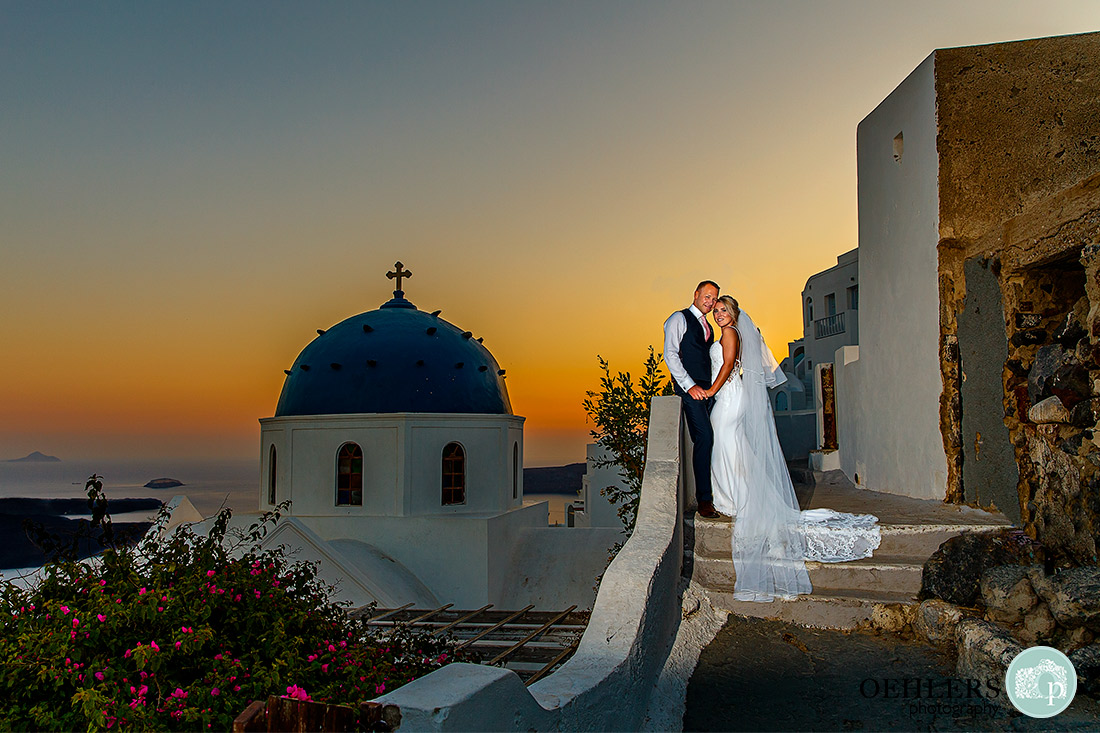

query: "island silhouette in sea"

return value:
[5, 451, 61, 463]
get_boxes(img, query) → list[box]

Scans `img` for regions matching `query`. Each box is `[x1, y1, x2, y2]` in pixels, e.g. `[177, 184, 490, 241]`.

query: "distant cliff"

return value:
[522, 462, 586, 495]
[5, 451, 60, 463]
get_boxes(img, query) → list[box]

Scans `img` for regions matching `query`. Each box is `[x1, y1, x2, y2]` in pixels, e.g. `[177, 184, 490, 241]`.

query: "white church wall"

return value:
[846, 52, 948, 500]
[258, 413, 523, 517]
[297, 503, 546, 608]
[377, 396, 686, 730]
[405, 415, 525, 515]
[259, 518, 439, 608]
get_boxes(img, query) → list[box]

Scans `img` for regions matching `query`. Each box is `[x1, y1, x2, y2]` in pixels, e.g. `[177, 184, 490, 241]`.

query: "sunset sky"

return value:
[2, 1, 1097, 466]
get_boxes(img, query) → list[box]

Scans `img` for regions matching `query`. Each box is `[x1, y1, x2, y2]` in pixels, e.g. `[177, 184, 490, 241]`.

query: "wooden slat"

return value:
[487, 606, 576, 665]
[366, 602, 414, 622]
[400, 603, 453, 626]
[430, 604, 493, 636]
[455, 605, 534, 650]
[523, 642, 580, 686]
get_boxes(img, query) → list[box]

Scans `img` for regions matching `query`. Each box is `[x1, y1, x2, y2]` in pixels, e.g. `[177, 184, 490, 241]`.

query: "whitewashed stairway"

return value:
[687, 470, 1014, 629]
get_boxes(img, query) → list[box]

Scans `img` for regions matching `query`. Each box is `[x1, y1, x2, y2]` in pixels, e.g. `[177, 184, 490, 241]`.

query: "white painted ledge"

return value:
[376, 395, 685, 731]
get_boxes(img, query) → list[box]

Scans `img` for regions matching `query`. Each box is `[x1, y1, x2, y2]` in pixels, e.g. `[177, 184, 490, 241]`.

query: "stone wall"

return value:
[950, 175, 1100, 564]
[934, 32, 1100, 562]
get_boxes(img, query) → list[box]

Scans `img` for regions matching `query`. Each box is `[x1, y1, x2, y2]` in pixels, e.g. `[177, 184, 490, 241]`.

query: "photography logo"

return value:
[1005, 646, 1077, 718]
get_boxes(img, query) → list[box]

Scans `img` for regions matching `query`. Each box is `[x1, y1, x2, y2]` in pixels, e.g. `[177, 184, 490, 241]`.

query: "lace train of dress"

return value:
[801, 508, 881, 563]
[708, 313, 880, 602]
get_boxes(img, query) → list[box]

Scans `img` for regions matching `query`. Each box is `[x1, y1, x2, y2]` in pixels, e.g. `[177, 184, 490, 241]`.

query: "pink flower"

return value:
[95, 671, 104, 681]
[375, 683, 386, 695]
[285, 685, 310, 701]
[60, 606, 70, 614]
[175, 641, 182, 650]
[123, 649, 132, 659]
[139, 587, 146, 595]
[206, 570, 215, 577]
[73, 618, 80, 627]
[210, 687, 220, 696]
[170, 688, 188, 699]
[150, 641, 159, 652]
[97, 614, 106, 622]
[181, 626, 192, 633]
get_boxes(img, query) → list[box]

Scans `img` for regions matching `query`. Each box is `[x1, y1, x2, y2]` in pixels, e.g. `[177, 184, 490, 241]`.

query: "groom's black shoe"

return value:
[697, 501, 719, 519]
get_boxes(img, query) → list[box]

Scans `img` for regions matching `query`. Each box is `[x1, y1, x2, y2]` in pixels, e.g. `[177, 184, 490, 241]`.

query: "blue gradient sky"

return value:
[2, 2, 1097, 464]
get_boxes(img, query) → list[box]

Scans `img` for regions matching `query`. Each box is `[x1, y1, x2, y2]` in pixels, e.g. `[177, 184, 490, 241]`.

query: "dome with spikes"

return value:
[274, 292, 511, 417]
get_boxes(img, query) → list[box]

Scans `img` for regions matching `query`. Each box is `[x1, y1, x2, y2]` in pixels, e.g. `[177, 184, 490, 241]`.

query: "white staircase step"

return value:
[693, 554, 924, 596]
[691, 515, 1006, 561]
[704, 588, 915, 629]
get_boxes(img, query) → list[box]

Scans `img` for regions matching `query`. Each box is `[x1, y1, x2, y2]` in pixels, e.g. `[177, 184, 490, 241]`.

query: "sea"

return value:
[0, 458, 573, 524]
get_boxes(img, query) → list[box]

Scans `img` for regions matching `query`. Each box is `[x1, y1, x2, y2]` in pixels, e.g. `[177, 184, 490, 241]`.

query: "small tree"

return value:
[582, 346, 670, 533]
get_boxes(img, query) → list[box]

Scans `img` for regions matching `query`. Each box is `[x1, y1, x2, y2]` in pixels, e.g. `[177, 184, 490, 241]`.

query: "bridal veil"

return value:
[728, 310, 812, 601]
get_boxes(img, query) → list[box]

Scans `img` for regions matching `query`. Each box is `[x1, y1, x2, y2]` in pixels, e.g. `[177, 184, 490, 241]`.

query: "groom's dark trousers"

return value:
[675, 385, 714, 506]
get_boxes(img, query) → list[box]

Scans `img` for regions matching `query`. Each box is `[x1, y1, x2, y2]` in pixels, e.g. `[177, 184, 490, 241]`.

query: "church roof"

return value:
[274, 271, 512, 417]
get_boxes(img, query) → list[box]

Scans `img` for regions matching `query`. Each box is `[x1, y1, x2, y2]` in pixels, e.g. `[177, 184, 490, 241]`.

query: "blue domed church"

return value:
[256, 264, 548, 608]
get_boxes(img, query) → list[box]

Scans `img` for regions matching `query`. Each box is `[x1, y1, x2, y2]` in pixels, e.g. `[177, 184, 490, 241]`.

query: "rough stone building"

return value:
[834, 32, 1100, 563]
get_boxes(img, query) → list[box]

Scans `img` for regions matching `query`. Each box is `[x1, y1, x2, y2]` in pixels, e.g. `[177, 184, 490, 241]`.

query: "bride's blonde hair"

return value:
[718, 295, 740, 326]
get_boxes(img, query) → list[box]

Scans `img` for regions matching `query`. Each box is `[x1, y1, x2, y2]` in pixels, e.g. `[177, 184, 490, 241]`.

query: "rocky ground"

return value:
[684, 614, 1100, 732]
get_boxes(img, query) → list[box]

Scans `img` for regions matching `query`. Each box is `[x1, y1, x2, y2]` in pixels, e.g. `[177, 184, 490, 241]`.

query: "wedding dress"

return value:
[709, 311, 880, 602]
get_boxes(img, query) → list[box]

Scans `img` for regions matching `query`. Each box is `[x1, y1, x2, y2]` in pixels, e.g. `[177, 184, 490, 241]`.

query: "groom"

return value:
[663, 280, 720, 519]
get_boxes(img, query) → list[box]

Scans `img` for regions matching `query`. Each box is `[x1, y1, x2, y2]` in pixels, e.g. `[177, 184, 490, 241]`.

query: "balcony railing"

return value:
[814, 312, 846, 339]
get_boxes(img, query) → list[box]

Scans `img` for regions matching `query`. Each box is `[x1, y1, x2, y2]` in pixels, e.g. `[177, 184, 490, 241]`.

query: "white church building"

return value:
[252, 264, 619, 610]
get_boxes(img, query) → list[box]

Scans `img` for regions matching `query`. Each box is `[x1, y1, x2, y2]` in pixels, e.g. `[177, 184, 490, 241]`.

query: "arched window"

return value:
[512, 442, 519, 499]
[775, 392, 789, 411]
[268, 445, 277, 505]
[806, 298, 813, 326]
[442, 442, 466, 505]
[336, 443, 363, 506]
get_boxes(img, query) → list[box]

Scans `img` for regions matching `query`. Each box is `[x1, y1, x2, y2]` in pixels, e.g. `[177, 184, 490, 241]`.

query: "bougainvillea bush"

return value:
[0, 484, 459, 730]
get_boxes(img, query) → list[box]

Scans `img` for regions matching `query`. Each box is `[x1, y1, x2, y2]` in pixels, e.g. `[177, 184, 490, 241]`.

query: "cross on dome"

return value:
[387, 261, 412, 297]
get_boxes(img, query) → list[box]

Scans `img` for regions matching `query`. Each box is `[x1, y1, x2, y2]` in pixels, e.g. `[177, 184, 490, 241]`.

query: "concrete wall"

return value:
[832, 346, 863, 477]
[773, 409, 817, 461]
[845, 52, 948, 499]
[376, 396, 685, 730]
[577, 443, 627, 529]
[259, 413, 524, 516]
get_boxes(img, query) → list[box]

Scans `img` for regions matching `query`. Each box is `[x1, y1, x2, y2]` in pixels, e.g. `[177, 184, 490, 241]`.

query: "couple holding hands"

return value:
[664, 281, 878, 602]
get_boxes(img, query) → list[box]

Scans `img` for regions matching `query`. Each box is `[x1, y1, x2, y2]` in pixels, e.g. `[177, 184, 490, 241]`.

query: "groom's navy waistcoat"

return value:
[678, 308, 711, 389]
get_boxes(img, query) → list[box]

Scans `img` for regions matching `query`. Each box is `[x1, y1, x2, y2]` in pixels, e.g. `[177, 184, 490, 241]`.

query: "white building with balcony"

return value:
[771, 248, 859, 460]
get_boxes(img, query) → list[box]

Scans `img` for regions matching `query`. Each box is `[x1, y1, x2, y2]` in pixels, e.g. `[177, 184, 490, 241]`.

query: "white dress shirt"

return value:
[663, 304, 710, 392]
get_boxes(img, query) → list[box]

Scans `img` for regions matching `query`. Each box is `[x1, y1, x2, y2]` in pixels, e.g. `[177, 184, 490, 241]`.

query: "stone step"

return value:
[691, 516, 1004, 561]
[693, 553, 924, 595]
[703, 586, 916, 629]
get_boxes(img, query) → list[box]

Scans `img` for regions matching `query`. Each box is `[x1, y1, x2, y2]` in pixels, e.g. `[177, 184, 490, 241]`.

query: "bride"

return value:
[701, 295, 878, 602]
